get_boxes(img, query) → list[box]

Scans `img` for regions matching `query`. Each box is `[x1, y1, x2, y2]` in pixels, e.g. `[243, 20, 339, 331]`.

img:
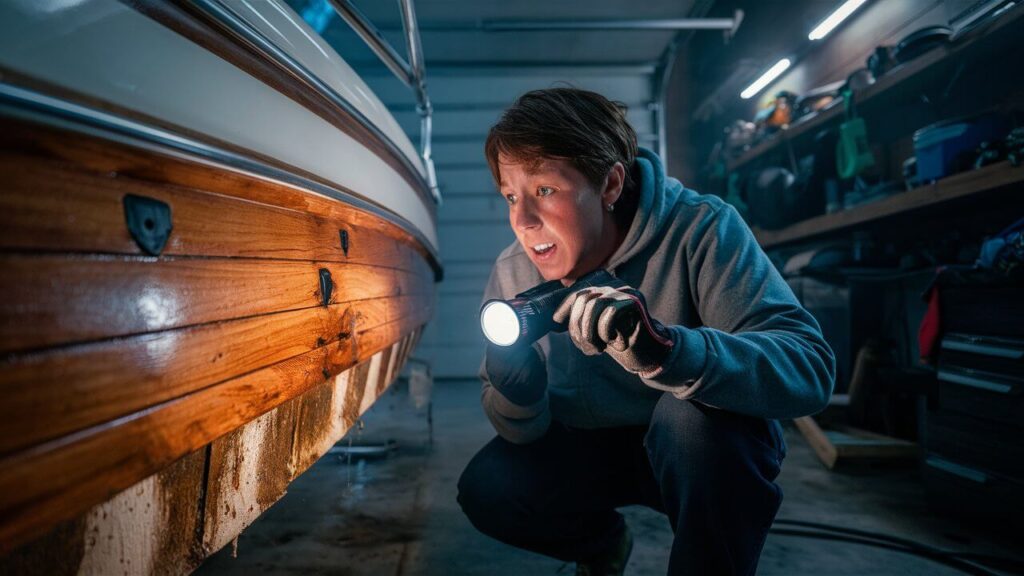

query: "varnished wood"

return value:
[0, 98, 438, 560]
[0, 305, 431, 554]
[0, 115, 441, 280]
[0, 155, 424, 273]
[201, 330, 419, 554]
[0, 254, 429, 354]
[0, 331, 420, 572]
[0, 294, 424, 455]
[754, 161, 1024, 248]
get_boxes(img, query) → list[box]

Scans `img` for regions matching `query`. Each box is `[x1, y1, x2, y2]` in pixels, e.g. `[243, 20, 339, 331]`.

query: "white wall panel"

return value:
[438, 224, 515, 262]
[438, 195, 508, 224]
[438, 168, 495, 196]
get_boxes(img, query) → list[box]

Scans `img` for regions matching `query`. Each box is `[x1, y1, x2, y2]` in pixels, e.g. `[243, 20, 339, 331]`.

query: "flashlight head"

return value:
[480, 269, 624, 347]
[480, 300, 522, 346]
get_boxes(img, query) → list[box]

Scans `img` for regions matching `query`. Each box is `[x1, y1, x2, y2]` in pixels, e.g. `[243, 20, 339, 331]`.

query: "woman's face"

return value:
[497, 155, 624, 284]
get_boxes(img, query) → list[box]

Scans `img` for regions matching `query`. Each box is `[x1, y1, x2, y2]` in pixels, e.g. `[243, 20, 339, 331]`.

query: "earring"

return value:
[606, 203, 615, 212]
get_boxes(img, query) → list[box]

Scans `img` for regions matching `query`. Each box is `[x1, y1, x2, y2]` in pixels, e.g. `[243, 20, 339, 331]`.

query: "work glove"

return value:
[552, 286, 674, 377]
[484, 341, 547, 406]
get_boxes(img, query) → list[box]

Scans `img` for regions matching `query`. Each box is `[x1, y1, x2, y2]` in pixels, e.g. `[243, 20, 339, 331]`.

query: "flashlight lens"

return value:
[481, 301, 520, 346]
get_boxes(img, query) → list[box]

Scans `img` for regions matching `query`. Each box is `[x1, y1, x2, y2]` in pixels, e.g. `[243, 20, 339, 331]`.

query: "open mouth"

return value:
[531, 242, 557, 260]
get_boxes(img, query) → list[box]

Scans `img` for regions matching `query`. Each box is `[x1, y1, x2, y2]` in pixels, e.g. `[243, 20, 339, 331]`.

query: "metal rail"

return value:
[481, 17, 739, 31]
[379, 16, 744, 32]
[652, 7, 742, 160]
[328, 0, 440, 204]
[187, 0, 437, 207]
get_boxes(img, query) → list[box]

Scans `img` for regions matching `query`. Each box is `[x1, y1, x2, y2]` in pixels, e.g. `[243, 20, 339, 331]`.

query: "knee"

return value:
[457, 454, 492, 521]
[645, 394, 720, 469]
[457, 444, 518, 529]
[646, 394, 782, 479]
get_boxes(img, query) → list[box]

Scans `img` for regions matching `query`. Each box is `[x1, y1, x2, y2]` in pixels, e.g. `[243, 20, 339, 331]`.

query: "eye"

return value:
[537, 186, 555, 197]
[504, 193, 517, 205]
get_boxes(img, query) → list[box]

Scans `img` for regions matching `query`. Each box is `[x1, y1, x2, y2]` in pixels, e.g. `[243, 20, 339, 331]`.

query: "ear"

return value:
[601, 162, 625, 206]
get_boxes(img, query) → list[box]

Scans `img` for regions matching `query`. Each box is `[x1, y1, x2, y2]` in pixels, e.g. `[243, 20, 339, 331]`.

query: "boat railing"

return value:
[189, 0, 441, 206]
[328, 0, 440, 205]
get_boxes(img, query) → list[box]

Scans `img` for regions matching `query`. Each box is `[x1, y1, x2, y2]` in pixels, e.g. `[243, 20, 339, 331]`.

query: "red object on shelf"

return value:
[918, 267, 944, 364]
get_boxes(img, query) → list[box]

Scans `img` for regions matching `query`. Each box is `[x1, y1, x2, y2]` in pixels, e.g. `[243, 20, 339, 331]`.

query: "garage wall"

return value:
[755, 0, 976, 107]
[362, 66, 656, 377]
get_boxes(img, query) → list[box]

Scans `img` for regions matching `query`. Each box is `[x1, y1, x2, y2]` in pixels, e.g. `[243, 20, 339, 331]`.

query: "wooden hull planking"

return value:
[0, 115, 437, 568]
[0, 336, 420, 575]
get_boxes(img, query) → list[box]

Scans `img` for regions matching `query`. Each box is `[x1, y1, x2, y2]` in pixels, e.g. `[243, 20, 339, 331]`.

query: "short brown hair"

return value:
[484, 88, 639, 193]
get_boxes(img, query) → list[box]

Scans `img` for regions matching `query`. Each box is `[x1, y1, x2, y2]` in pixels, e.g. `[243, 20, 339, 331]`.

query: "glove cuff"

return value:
[485, 342, 547, 405]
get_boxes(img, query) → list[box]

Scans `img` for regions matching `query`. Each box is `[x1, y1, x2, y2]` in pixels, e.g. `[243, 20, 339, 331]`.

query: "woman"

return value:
[457, 88, 835, 575]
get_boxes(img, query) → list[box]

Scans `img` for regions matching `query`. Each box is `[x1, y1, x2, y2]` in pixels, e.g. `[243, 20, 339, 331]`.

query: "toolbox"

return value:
[923, 327, 1024, 522]
[913, 114, 1009, 182]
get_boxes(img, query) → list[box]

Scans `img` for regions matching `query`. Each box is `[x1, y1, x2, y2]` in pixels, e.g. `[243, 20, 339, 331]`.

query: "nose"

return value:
[511, 200, 541, 232]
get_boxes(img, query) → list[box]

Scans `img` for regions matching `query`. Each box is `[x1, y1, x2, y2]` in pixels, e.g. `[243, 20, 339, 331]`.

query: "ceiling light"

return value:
[809, 0, 869, 40]
[740, 58, 792, 100]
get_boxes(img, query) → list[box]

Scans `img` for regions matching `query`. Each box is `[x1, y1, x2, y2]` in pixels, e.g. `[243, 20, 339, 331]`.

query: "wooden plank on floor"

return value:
[794, 416, 919, 469]
[794, 417, 839, 469]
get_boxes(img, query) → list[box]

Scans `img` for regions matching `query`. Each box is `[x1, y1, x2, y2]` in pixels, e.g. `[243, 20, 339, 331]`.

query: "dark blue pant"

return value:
[457, 393, 786, 575]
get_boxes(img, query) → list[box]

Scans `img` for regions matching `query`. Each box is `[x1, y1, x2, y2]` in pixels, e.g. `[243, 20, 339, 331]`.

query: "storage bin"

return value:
[913, 114, 1008, 182]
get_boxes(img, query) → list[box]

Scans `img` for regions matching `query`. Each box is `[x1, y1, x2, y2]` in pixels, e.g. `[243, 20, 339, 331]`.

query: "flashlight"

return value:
[480, 269, 625, 347]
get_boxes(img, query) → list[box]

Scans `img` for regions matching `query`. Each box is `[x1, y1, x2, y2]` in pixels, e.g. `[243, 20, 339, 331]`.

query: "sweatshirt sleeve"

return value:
[478, 261, 552, 444]
[641, 202, 836, 419]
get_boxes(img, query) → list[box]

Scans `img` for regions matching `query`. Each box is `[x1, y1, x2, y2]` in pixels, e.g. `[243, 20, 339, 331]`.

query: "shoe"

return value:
[575, 523, 633, 576]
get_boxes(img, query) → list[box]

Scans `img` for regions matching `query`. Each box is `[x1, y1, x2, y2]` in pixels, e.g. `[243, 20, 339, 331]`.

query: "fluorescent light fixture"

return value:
[809, 0, 869, 40]
[740, 58, 792, 99]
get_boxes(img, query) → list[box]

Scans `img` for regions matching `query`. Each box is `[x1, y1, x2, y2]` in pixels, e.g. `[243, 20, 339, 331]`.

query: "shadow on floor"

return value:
[197, 379, 1022, 576]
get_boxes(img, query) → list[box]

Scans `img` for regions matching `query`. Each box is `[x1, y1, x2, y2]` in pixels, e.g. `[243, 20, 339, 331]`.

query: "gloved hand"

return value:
[484, 341, 547, 405]
[552, 286, 674, 377]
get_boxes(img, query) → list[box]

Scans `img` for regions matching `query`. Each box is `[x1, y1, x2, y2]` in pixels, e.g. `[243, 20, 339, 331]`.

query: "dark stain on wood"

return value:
[255, 402, 298, 511]
[0, 517, 86, 576]
[202, 425, 242, 554]
[155, 448, 207, 574]
[291, 379, 336, 476]
[343, 360, 373, 431]
[376, 346, 394, 397]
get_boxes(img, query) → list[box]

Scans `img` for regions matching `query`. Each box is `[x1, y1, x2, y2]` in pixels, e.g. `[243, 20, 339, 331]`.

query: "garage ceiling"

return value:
[312, 0, 699, 68]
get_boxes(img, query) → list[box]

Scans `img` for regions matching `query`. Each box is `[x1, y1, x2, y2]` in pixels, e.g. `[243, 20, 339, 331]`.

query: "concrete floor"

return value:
[197, 378, 1022, 576]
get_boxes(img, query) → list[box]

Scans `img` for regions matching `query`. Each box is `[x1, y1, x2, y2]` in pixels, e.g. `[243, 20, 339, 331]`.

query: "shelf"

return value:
[726, 4, 1024, 173]
[754, 161, 1024, 249]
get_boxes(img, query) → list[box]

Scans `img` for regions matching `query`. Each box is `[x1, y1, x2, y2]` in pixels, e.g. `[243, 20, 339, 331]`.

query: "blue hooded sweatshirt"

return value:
[479, 148, 836, 444]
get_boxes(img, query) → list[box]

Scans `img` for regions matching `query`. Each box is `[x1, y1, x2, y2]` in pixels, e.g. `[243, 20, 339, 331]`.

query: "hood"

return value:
[607, 147, 684, 270]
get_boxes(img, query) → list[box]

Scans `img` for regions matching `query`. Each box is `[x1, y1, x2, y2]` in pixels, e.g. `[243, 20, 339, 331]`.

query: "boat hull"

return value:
[0, 113, 437, 569]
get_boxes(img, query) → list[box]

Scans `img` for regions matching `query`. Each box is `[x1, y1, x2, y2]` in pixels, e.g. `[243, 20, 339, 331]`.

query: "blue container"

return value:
[913, 114, 1007, 182]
